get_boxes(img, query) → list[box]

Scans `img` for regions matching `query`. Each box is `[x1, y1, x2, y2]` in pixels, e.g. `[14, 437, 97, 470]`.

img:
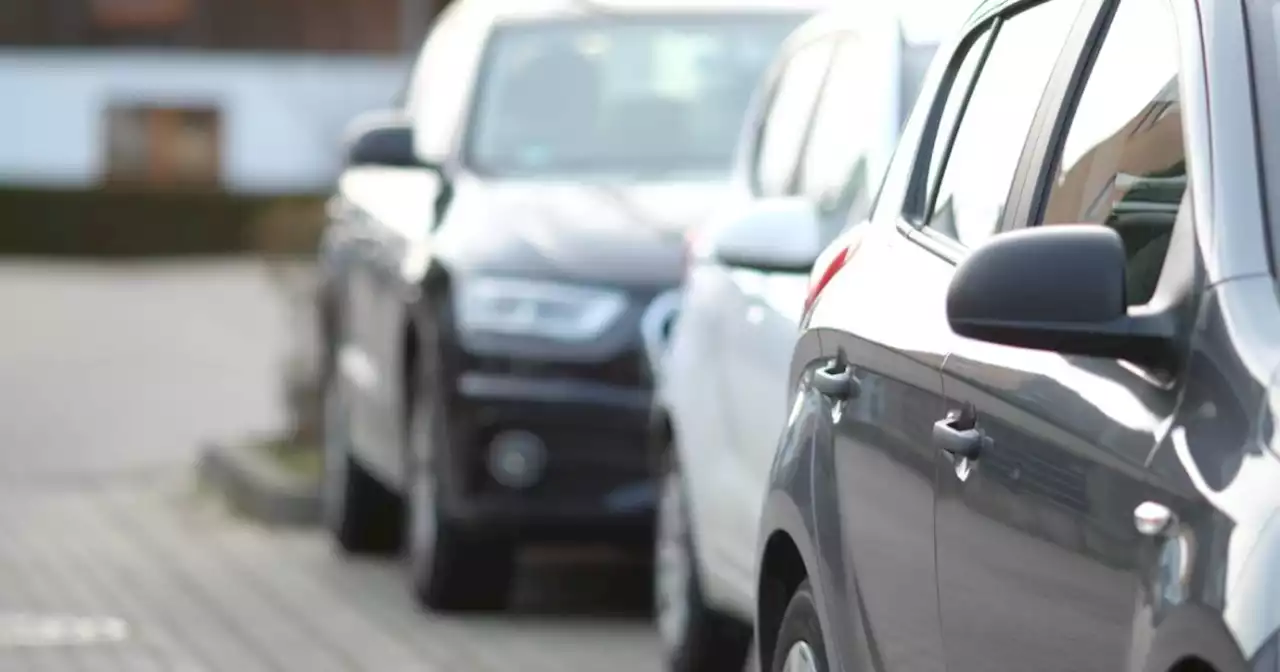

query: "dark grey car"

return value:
[755, 0, 1280, 671]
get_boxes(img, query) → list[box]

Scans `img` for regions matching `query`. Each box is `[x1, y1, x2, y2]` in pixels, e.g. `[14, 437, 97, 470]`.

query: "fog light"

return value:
[487, 430, 547, 489]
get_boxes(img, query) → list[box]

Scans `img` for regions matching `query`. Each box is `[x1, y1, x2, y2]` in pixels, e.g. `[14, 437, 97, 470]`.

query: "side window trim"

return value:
[748, 35, 838, 197]
[919, 17, 1004, 227]
[909, 0, 1100, 254]
[900, 21, 997, 225]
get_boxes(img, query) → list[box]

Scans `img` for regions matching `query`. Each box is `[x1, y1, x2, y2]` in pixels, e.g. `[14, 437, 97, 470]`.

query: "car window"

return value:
[1040, 0, 1183, 306]
[466, 15, 804, 179]
[753, 38, 836, 197]
[926, 0, 1085, 248]
[913, 24, 993, 222]
[797, 34, 888, 244]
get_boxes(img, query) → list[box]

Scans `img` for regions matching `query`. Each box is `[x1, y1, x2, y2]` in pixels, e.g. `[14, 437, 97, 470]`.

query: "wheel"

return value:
[322, 372, 403, 553]
[770, 580, 828, 672]
[655, 449, 752, 672]
[404, 358, 515, 612]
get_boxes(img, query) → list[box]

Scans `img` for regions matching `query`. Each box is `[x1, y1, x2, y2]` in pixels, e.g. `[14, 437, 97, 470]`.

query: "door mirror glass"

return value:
[946, 225, 1175, 367]
[343, 110, 423, 168]
[711, 197, 821, 272]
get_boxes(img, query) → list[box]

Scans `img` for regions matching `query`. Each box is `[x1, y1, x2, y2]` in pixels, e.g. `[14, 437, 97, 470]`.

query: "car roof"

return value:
[792, 0, 972, 46]
[454, 0, 832, 24]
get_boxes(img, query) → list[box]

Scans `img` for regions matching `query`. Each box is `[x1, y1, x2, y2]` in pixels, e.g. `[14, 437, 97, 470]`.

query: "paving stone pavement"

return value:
[0, 260, 661, 672]
[0, 477, 659, 672]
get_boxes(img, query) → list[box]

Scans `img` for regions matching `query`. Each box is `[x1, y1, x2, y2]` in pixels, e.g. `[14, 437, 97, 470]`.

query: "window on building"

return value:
[103, 104, 221, 188]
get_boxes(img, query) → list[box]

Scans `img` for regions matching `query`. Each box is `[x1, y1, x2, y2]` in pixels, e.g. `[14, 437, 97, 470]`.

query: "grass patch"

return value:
[254, 437, 323, 482]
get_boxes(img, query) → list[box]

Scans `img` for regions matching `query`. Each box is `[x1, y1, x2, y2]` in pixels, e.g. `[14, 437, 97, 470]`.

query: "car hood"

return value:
[433, 176, 736, 289]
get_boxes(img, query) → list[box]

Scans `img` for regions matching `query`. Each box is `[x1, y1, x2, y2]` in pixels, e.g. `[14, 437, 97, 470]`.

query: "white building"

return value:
[0, 0, 444, 196]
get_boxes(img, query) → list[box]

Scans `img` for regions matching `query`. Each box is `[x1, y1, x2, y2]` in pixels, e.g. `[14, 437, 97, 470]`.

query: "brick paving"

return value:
[0, 261, 660, 671]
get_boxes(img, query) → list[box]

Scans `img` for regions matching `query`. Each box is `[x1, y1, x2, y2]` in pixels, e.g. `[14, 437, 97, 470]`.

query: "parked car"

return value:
[316, 0, 821, 612]
[754, 0, 1280, 670]
[643, 7, 940, 672]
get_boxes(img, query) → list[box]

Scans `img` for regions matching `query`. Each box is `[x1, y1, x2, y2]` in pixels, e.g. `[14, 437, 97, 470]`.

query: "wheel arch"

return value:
[756, 528, 809, 670]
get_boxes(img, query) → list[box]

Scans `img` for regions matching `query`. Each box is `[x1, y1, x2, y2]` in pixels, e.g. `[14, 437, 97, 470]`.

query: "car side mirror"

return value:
[946, 224, 1176, 368]
[711, 197, 822, 273]
[343, 109, 427, 169]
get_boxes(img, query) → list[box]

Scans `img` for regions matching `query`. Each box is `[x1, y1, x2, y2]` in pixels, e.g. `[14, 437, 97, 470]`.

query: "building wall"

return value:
[0, 51, 408, 194]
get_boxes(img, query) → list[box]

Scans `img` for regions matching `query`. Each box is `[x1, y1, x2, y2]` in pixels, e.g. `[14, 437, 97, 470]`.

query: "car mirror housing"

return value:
[711, 197, 822, 273]
[946, 224, 1176, 368]
[343, 109, 431, 169]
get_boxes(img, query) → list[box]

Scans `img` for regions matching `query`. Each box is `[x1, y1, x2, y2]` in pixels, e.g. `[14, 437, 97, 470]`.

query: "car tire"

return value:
[404, 354, 515, 612]
[770, 580, 828, 672]
[655, 449, 752, 672]
[322, 374, 403, 553]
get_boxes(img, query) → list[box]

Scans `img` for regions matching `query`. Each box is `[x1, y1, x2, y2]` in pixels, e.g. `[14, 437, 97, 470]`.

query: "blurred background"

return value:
[0, 2, 671, 669]
[0, 0, 963, 669]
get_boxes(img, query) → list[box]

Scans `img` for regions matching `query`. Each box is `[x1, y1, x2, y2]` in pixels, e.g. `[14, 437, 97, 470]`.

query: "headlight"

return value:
[453, 276, 628, 342]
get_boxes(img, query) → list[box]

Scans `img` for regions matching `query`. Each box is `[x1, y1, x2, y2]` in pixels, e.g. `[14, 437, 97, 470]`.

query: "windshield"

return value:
[465, 14, 805, 179]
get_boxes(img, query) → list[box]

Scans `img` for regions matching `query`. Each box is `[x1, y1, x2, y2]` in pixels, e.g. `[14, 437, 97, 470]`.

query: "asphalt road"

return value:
[0, 259, 660, 671]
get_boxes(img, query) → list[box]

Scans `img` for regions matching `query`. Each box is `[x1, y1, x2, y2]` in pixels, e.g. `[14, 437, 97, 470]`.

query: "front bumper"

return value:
[436, 368, 656, 543]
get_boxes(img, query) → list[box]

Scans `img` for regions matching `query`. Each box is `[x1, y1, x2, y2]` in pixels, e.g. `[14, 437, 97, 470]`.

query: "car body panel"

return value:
[757, 1, 1280, 671]
[804, 219, 952, 672]
[655, 6, 944, 622]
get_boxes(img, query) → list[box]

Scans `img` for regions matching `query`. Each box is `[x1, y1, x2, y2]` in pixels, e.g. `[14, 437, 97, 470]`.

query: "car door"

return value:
[343, 7, 480, 483]
[808, 1, 1095, 668]
[934, 2, 1197, 671]
[721, 27, 908, 603]
[700, 33, 837, 597]
[337, 170, 392, 465]
[796, 16, 1000, 672]
[337, 164, 443, 480]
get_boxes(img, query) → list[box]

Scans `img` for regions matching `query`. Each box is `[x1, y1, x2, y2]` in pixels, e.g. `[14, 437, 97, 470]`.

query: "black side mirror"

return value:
[343, 110, 423, 168]
[946, 225, 1176, 367]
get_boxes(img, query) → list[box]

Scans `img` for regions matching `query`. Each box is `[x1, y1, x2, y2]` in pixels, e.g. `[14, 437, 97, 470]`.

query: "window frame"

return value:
[894, 0, 1105, 265]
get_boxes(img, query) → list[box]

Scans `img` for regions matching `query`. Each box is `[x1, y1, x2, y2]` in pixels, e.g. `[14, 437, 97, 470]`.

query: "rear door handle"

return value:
[814, 361, 860, 400]
[932, 416, 987, 460]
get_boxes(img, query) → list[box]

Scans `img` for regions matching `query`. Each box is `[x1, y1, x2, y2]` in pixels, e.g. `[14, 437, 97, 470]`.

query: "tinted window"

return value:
[927, 0, 1084, 247]
[1041, 0, 1183, 306]
[466, 15, 803, 179]
[798, 35, 886, 238]
[754, 38, 836, 196]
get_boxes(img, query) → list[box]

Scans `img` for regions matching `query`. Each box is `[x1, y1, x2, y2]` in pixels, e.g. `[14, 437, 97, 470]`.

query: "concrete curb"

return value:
[197, 442, 321, 527]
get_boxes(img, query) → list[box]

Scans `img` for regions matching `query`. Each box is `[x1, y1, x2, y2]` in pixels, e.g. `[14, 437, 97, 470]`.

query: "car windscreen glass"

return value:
[465, 14, 805, 179]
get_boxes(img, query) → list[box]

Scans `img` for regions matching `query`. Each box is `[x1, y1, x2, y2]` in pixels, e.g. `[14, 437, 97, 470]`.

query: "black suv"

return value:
[317, 0, 814, 612]
[756, 0, 1280, 671]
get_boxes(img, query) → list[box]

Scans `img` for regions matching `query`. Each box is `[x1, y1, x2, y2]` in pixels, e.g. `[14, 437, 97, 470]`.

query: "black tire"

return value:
[404, 337, 515, 612]
[770, 580, 829, 672]
[656, 449, 753, 672]
[322, 375, 403, 554]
